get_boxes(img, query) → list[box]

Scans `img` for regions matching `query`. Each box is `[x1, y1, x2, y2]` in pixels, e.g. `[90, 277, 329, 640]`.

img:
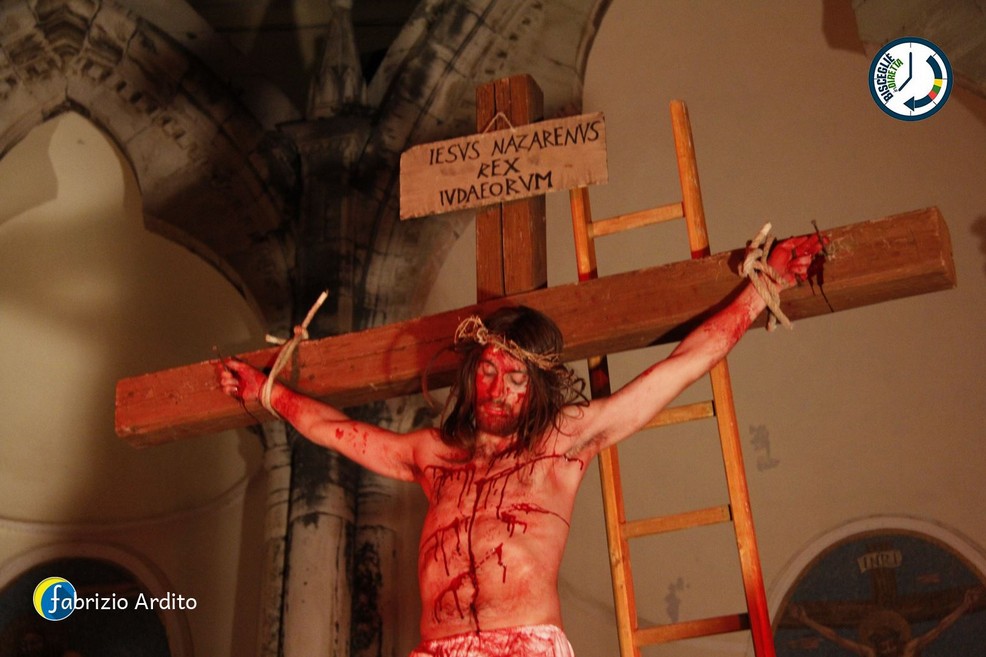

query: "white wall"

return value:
[0, 113, 267, 657]
[424, 1, 986, 655]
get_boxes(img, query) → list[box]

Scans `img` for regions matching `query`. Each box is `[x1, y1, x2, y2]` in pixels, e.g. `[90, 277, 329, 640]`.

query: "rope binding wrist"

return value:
[261, 290, 329, 419]
[739, 222, 793, 331]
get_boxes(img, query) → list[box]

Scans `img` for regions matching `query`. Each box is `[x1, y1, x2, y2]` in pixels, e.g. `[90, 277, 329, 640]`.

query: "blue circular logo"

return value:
[869, 37, 952, 121]
[33, 577, 77, 621]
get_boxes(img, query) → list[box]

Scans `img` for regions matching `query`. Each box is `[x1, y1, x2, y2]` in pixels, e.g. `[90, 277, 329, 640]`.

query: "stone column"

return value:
[256, 422, 292, 657]
[281, 437, 360, 657]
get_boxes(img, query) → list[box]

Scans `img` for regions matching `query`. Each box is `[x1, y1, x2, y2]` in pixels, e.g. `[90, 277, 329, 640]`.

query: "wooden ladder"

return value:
[568, 100, 776, 657]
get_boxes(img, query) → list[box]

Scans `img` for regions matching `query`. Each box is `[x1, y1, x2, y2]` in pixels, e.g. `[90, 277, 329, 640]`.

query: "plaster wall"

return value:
[424, 1, 986, 655]
[0, 113, 267, 657]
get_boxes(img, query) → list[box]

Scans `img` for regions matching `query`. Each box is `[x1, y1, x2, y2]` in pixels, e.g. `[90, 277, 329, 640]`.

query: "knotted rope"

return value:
[260, 290, 329, 419]
[738, 223, 792, 331]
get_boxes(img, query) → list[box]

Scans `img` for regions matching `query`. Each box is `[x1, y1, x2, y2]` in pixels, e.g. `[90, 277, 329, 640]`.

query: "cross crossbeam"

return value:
[115, 207, 954, 447]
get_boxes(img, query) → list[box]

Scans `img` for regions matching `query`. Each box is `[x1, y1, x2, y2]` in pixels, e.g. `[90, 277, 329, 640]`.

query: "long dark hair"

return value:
[440, 306, 587, 454]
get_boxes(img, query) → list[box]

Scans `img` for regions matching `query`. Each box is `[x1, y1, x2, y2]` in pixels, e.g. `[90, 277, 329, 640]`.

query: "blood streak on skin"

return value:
[332, 423, 371, 453]
[422, 451, 584, 629]
[426, 461, 477, 508]
[425, 516, 465, 573]
[500, 502, 569, 537]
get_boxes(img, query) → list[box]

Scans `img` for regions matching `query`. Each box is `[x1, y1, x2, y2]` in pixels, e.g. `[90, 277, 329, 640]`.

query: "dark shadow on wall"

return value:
[972, 215, 986, 278]
[821, 0, 866, 55]
[0, 121, 58, 225]
[822, 0, 986, 128]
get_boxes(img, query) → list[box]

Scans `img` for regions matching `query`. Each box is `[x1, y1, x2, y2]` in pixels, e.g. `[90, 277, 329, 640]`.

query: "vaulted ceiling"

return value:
[176, 0, 986, 112]
[183, 0, 421, 111]
[2, 0, 983, 334]
[0, 0, 612, 333]
[853, 0, 986, 100]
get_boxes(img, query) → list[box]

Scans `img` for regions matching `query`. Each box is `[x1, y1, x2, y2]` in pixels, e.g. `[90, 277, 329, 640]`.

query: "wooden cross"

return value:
[114, 75, 956, 448]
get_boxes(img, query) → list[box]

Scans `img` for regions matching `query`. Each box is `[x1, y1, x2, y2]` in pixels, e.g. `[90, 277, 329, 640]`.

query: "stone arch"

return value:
[0, 0, 295, 329]
[1, 0, 615, 335]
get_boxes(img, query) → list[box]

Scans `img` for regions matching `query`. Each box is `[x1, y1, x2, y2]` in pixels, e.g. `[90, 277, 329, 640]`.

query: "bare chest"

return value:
[415, 448, 586, 632]
[420, 448, 582, 518]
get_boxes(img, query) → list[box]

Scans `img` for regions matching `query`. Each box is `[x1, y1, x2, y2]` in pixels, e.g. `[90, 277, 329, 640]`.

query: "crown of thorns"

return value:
[453, 315, 561, 371]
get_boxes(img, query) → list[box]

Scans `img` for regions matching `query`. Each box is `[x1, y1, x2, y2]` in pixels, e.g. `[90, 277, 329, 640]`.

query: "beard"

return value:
[476, 403, 522, 437]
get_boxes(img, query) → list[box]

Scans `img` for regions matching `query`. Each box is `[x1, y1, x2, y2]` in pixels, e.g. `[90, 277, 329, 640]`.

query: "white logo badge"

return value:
[869, 37, 951, 121]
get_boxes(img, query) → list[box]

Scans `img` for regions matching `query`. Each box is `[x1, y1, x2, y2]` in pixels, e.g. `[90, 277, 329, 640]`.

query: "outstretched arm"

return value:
[568, 232, 825, 457]
[910, 588, 981, 651]
[218, 359, 419, 481]
[788, 604, 873, 656]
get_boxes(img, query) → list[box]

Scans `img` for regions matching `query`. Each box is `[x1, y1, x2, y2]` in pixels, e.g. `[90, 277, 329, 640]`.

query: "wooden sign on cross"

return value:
[398, 111, 607, 220]
[114, 76, 957, 448]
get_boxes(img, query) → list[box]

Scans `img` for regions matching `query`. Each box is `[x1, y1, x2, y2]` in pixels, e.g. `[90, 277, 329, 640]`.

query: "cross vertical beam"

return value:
[474, 75, 547, 300]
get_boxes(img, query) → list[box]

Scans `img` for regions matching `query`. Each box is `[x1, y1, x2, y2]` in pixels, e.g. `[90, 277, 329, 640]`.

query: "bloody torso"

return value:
[414, 429, 588, 640]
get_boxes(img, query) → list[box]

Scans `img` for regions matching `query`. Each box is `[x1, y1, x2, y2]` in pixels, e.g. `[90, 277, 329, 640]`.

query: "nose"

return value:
[488, 373, 506, 400]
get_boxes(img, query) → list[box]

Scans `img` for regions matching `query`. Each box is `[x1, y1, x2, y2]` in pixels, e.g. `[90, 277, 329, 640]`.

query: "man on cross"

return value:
[218, 232, 825, 657]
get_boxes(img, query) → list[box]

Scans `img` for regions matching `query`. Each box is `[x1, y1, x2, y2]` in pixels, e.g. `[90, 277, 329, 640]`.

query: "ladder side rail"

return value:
[570, 186, 641, 657]
[671, 100, 711, 259]
[673, 100, 777, 657]
[709, 362, 777, 657]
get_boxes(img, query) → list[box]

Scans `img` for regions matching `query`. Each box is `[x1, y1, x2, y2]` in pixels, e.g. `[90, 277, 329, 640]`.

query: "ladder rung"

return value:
[645, 400, 715, 429]
[635, 613, 751, 646]
[623, 504, 731, 539]
[589, 202, 684, 238]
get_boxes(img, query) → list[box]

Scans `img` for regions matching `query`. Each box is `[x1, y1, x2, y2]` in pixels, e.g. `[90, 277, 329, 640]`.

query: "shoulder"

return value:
[407, 426, 444, 453]
[548, 401, 607, 458]
[406, 427, 468, 470]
